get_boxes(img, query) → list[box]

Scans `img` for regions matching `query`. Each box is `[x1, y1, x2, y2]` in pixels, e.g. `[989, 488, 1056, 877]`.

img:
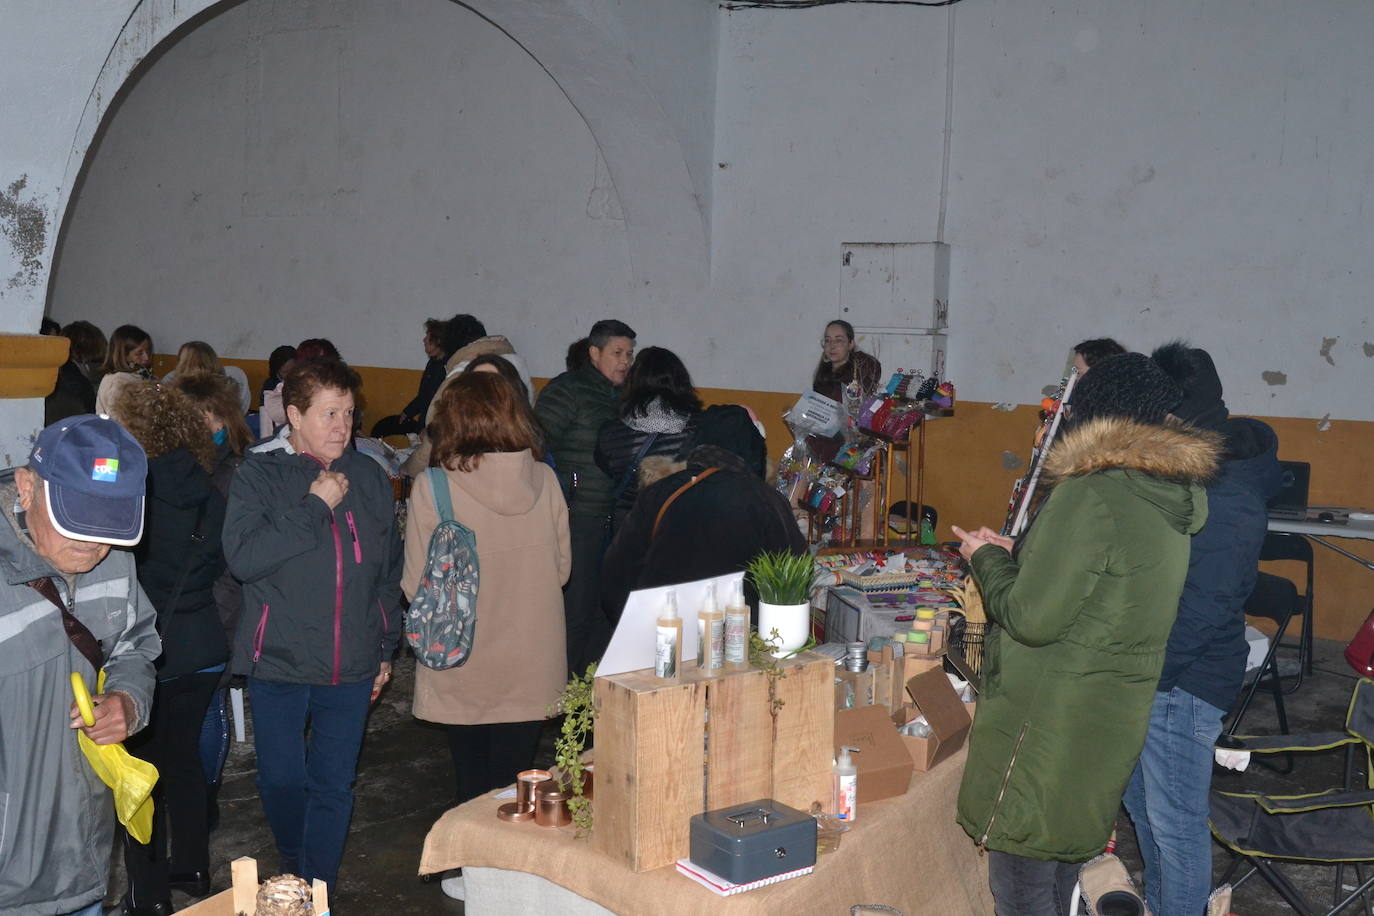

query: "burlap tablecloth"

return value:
[420, 744, 992, 915]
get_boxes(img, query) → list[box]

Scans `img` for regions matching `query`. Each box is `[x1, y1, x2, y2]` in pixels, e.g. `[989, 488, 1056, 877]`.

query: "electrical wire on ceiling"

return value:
[720, 0, 963, 9]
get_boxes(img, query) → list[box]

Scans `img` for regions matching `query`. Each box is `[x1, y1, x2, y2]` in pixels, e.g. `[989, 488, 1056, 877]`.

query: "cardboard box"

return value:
[867, 645, 943, 714]
[833, 704, 914, 804]
[898, 667, 973, 772]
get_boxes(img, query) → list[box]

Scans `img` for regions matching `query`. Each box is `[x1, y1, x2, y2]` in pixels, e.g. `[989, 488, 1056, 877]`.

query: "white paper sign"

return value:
[595, 571, 746, 679]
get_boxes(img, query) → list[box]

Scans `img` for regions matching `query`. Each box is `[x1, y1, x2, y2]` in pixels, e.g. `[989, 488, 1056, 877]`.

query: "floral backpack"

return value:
[405, 468, 480, 669]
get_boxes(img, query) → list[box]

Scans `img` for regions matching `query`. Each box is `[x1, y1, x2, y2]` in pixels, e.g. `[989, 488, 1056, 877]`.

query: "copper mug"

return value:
[535, 779, 572, 827]
[516, 769, 551, 812]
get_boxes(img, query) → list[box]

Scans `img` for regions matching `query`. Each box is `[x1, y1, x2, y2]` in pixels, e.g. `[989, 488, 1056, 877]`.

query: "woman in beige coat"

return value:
[402, 371, 570, 806]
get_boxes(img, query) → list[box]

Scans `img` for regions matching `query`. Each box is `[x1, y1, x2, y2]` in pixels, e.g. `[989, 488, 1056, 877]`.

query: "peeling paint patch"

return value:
[1001, 450, 1025, 471]
[1363, 341, 1374, 358]
[991, 402, 1018, 412]
[1317, 414, 1332, 432]
[1319, 336, 1339, 366]
[0, 175, 48, 289]
[1261, 370, 1288, 386]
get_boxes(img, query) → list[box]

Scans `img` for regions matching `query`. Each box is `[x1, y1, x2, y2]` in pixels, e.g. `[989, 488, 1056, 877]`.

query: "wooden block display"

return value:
[592, 652, 834, 872]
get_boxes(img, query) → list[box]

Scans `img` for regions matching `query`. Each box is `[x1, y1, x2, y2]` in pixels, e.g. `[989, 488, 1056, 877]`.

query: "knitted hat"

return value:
[1068, 352, 1182, 428]
[1151, 341, 1229, 432]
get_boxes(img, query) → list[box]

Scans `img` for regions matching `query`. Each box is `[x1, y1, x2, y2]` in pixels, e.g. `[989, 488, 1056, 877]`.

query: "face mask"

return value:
[213, 428, 228, 446]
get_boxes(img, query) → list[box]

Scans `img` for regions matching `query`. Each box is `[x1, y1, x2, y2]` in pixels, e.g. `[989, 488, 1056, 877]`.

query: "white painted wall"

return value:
[27, 0, 1374, 432]
[949, 0, 1374, 420]
[49, 0, 635, 374]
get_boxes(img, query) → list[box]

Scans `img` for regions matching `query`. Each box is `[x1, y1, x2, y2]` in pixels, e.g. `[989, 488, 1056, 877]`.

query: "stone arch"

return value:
[50, 0, 706, 310]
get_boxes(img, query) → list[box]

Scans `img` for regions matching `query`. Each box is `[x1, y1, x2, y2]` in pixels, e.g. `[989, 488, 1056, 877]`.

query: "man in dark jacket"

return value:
[601, 406, 805, 621]
[534, 319, 635, 674]
[1122, 342, 1283, 916]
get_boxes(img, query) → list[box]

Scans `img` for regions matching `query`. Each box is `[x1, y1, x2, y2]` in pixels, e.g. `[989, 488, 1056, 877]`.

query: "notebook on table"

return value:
[1267, 461, 1310, 521]
[675, 858, 814, 896]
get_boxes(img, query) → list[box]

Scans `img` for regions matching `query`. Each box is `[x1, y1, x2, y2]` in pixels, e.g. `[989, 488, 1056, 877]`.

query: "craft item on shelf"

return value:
[785, 391, 845, 438]
[1002, 367, 1079, 537]
[832, 441, 882, 477]
[931, 381, 955, 409]
[775, 439, 819, 508]
[857, 395, 922, 441]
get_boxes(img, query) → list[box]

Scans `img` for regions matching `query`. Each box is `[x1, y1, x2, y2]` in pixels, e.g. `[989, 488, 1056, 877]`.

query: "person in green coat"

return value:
[952, 352, 1221, 915]
[534, 319, 636, 676]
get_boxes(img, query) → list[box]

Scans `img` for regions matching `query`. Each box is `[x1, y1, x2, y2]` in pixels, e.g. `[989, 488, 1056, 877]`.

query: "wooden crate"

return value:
[177, 858, 330, 915]
[592, 652, 834, 872]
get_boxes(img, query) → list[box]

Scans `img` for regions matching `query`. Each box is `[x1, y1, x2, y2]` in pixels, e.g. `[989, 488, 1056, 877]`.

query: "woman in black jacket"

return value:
[114, 381, 230, 915]
[594, 346, 702, 530]
[174, 370, 254, 829]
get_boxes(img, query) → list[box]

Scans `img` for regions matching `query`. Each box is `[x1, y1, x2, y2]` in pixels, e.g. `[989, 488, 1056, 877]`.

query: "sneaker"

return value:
[440, 874, 465, 900]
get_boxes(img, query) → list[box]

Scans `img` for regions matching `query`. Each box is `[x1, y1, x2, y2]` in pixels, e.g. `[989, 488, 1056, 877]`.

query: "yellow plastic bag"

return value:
[70, 670, 158, 843]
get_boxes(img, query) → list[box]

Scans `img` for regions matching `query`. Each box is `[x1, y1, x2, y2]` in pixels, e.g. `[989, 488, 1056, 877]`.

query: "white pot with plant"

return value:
[746, 550, 818, 657]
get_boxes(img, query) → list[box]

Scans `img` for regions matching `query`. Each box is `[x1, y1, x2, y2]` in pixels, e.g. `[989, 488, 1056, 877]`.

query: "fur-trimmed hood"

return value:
[1045, 417, 1221, 486]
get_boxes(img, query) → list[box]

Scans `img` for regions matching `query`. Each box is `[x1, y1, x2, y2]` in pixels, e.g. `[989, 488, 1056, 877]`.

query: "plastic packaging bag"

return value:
[71, 670, 159, 843]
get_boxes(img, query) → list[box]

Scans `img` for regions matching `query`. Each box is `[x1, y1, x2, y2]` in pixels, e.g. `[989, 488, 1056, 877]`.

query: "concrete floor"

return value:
[101, 638, 1367, 915]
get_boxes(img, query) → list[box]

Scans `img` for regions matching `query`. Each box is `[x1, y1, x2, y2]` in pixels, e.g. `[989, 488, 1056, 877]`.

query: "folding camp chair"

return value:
[1209, 678, 1374, 916]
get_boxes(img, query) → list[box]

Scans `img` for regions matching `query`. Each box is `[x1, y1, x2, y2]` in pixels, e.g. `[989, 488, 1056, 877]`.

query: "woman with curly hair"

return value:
[174, 371, 255, 827]
[113, 381, 229, 914]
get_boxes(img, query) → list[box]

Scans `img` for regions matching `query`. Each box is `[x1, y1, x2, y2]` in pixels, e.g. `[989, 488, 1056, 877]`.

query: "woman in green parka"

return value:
[951, 353, 1221, 915]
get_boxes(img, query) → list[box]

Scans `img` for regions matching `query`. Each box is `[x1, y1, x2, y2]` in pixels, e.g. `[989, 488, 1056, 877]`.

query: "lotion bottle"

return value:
[724, 579, 750, 665]
[698, 582, 725, 672]
[655, 589, 682, 679]
[833, 745, 861, 822]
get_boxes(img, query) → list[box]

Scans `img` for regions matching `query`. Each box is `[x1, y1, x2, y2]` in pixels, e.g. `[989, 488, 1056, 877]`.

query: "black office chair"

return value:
[1259, 531, 1315, 684]
[1226, 572, 1294, 760]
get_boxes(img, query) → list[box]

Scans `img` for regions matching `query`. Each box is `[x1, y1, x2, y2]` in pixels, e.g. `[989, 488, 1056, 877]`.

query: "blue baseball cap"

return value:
[28, 415, 147, 546]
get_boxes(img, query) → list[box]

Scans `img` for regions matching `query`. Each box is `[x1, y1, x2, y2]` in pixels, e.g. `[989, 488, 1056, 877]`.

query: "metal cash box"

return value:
[688, 799, 817, 885]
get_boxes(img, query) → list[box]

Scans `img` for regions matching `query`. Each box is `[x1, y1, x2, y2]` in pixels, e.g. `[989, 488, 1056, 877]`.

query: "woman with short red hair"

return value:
[403, 371, 570, 813]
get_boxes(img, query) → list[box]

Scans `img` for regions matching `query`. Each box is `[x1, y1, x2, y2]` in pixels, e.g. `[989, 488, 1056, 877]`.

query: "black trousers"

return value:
[564, 514, 612, 677]
[445, 721, 545, 805]
[122, 670, 220, 907]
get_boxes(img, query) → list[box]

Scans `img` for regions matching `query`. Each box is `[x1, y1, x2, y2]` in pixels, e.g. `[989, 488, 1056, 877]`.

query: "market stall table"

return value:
[420, 744, 991, 915]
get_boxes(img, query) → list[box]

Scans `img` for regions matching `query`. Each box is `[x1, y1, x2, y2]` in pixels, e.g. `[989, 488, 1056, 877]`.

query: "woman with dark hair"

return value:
[594, 346, 703, 529]
[950, 353, 1220, 913]
[174, 371, 253, 828]
[46, 321, 104, 424]
[223, 357, 402, 891]
[403, 371, 568, 812]
[1071, 337, 1127, 375]
[370, 318, 451, 438]
[466, 352, 531, 402]
[96, 323, 155, 417]
[812, 319, 882, 402]
[112, 380, 229, 914]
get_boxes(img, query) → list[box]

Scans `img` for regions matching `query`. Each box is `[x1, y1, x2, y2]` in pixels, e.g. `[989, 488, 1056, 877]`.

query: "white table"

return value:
[1268, 511, 1374, 572]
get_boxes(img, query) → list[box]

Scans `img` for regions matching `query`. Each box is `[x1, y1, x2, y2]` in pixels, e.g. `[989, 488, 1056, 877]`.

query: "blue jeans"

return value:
[1122, 687, 1225, 916]
[199, 687, 229, 785]
[248, 678, 373, 890]
[61, 903, 104, 916]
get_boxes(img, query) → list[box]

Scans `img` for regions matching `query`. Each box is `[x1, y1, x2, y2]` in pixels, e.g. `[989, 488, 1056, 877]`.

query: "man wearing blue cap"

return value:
[0, 415, 161, 916]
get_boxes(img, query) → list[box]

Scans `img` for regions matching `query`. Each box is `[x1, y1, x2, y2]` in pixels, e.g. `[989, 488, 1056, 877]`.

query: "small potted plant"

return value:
[746, 550, 818, 657]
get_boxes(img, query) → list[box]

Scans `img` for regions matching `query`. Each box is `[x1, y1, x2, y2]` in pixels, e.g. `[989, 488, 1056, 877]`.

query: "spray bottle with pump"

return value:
[833, 745, 861, 822]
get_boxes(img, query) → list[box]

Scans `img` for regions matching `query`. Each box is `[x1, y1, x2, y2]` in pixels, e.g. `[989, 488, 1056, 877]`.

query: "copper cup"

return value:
[516, 769, 551, 812]
[534, 779, 572, 827]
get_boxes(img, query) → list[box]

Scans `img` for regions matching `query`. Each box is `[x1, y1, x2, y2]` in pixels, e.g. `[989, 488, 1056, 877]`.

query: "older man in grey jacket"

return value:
[0, 415, 160, 916]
